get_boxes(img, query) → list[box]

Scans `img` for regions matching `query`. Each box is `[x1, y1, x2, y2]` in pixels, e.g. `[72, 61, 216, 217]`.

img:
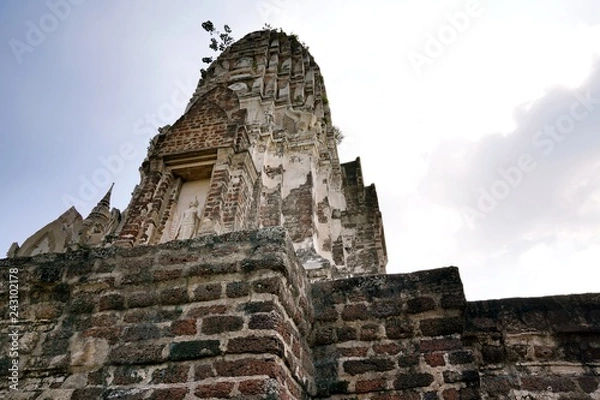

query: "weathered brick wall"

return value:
[310, 267, 480, 399]
[0, 228, 314, 399]
[4, 228, 600, 399]
[220, 151, 258, 232]
[154, 87, 245, 158]
[465, 295, 600, 400]
[340, 158, 387, 277]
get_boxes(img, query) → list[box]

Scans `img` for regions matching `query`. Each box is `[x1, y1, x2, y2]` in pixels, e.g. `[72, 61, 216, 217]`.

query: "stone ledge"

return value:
[466, 293, 600, 333]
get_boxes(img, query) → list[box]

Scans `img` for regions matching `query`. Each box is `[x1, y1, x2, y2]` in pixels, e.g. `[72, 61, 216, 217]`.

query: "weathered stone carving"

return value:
[176, 199, 201, 239]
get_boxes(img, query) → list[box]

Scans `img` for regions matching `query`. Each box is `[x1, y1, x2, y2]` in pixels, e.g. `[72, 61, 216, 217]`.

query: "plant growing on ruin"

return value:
[200, 20, 234, 79]
[333, 126, 344, 145]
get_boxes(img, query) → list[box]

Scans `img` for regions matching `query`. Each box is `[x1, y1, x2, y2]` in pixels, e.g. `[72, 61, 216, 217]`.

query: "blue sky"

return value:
[2, 0, 600, 300]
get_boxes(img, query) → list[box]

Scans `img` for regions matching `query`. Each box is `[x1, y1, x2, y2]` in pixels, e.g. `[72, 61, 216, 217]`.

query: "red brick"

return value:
[360, 323, 383, 340]
[481, 376, 513, 396]
[227, 335, 284, 356]
[448, 350, 474, 365]
[407, 296, 436, 314]
[373, 392, 419, 400]
[171, 318, 197, 335]
[90, 314, 119, 327]
[521, 376, 576, 392]
[443, 388, 459, 400]
[188, 304, 228, 317]
[356, 378, 387, 393]
[419, 317, 463, 337]
[343, 358, 395, 376]
[194, 382, 234, 398]
[83, 327, 121, 344]
[150, 388, 188, 400]
[158, 253, 199, 265]
[339, 346, 369, 357]
[109, 343, 165, 364]
[151, 363, 190, 383]
[252, 277, 283, 295]
[215, 358, 279, 377]
[394, 373, 434, 389]
[169, 340, 221, 360]
[249, 312, 282, 330]
[226, 281, 250, 297]
[385, 318, 413, 339]
[99, 293, 125, 311]
[239, 379, 268, 395]
[202, 315, 244, 334]
[193, 283, 222, 301]
[194, 362, 215, 380]
[113, 366, 146, 385]
[424, 352, 445, 367]
[341, 303, 368, 321]
[152, 268, 182, 282]
[159, 287, 189, 305]
[373, 343, 401, 355]
[420, 339, 463, 353]
[122, 323, 160, 341]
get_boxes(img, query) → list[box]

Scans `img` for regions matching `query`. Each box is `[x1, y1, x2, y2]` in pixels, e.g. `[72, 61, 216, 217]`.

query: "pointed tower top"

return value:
[101, 183, 114, 205]
[85, 183, 113, 221]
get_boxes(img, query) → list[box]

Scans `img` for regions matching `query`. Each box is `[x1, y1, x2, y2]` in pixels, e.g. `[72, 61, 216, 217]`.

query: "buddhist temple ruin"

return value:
[2, 29, 599, 400]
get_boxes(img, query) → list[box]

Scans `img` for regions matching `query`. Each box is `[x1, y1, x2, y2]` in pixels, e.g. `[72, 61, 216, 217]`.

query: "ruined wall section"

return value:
[5, 232, 600, 400]
[0, 228, 315, 399]
[116, 85, 255, 247]
[310, 267, 480, 399]
[339, 158, 387, 277]
[465, 295, 600, 399]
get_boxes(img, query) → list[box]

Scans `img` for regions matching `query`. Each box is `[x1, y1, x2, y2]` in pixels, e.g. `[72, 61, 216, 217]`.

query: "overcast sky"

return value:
[1, 0, 599, 300]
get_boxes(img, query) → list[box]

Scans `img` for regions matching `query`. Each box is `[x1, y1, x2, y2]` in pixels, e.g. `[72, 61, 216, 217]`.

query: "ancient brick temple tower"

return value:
[114, 29, 386, 279]
[3, 30, 600, 400]
[9, 29, 387, 281]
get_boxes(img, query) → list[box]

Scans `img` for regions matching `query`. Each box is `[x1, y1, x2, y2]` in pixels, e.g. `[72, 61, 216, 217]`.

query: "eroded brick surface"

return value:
[0, 228, 314, 399]
[465, 295, 600, 399]
[2, 236, 599, 399]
